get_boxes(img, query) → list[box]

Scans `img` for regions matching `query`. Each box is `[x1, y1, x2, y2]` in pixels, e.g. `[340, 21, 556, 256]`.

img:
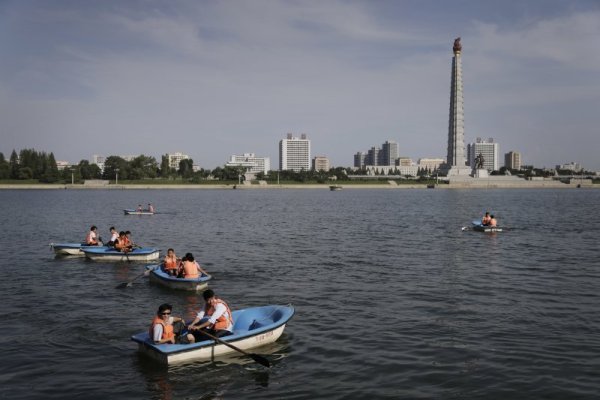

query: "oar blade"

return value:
[250, 354, 270, 368]
[115, 282, 129, 289]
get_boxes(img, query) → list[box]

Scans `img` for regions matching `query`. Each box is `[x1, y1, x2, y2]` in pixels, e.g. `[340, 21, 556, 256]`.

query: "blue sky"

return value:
[1, 0, 599, 170]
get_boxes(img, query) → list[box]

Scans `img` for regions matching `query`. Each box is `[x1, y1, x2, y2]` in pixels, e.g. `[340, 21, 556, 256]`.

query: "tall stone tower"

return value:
[443, 37, 471, 176]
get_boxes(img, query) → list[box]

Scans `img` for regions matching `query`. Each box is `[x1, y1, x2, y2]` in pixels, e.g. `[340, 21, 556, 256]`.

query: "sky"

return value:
[1, 0, 599, 170]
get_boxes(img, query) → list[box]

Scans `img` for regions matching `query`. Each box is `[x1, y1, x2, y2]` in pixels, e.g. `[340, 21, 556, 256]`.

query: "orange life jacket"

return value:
[114, 238, 126, 250]
[182, 260, 199, 279]
[149, 316, 174, 342]
[205, 299, 233, 331]
[164, 256, 178, 271]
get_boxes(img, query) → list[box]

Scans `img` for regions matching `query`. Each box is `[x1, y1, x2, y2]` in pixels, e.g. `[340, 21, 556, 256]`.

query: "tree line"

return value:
[0, 148, 355, 183]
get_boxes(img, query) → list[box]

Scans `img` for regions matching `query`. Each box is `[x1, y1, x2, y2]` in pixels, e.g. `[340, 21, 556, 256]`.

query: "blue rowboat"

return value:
[50, 243, 109, 256]
[146, 264, 212, 291]
[131, 304, 295, 365]
[471, 220, 503, 233]
[82, 247, 160, 261]
[124, 209, 155, 215]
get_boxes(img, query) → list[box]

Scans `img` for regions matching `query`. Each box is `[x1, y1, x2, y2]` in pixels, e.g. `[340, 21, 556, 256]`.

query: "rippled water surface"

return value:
[1, 188, 599, 399]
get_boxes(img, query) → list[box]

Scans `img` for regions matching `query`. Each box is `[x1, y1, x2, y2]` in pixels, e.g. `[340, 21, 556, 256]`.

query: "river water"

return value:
[0, 188, 598, 399]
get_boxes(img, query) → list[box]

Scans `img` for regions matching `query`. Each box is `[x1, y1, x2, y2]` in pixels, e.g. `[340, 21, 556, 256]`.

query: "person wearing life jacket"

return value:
[149, 303, 187, 345]
[481, 212, 492, 226]
[107, 226, 118, 247]
[113, 231, 131, 253]
[489, 215, 498, 227]
[85, 226, 99, 246]
[187, 289, 234, 343]
[163, 248, 180, 276]
[180, 253, 209, 279]
[124, 230, 135, 250]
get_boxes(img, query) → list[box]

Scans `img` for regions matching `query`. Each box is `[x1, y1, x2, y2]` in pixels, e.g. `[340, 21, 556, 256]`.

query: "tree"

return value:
[159, 154, 169, 178]
[178, 159, 194, 179]
[0, 152, 9, 179]
[102, 156, 130, 181]
[9, 150, 19, 179]
[40, 152, 60, 183]
[130, 155, 158, 179]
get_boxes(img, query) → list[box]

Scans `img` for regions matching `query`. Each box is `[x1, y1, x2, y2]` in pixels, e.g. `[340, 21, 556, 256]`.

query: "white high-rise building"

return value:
[91, 155, 106, 172]
[226, 153, 270, 174]
[279, 133, 310, 171]
[468, 138, 499, 172]
[168, 152, 190, 170]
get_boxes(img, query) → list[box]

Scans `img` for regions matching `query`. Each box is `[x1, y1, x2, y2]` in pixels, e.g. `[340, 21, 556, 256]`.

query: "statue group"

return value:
[475, 153, 485, 169]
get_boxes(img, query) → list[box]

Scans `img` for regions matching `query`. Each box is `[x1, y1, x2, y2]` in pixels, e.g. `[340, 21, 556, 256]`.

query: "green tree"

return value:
[160, 154, 173, 178]
[9, 150, 19, 179]
[178, 159, 194, 179]
[40, 152, 60, 183]
[130, 155, 158, 179]
[102, 156, 130, 181]
[0, 152, 9, 179]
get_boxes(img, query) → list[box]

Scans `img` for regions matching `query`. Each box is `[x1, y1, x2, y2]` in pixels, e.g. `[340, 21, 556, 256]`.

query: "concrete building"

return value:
[556, 162, 582, 172]
[468, 138, 500, 172]
[55, 160, 71, 170]
[168, 152, 190, 170]
[366, 165, 418, 176]
[418, 158, 445, 172]
[91, 155, 106, 172]
[279, 133, 311, 171]
[354, 152, 366, 168]
[396, 157, 413, 167]
[505, 151, 521, 170]
[380, 140, 399, 166]
[312, 156, 330, 171]
[442, 38, 471, 176]
[226, 153, 270, 174]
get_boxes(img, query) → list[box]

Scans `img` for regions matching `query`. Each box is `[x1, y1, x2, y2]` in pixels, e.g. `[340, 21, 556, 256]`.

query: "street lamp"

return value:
[115, 168, 119, 185]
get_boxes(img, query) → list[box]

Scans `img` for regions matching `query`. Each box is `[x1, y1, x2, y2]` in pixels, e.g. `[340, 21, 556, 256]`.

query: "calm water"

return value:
[0, 188, 599, 399]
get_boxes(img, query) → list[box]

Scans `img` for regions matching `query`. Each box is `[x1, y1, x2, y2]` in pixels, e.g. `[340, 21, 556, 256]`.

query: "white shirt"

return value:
[109, 232, 118, 242]
[196, 302, 233, 331]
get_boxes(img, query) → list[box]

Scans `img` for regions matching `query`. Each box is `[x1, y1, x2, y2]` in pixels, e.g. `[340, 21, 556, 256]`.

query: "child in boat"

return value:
[162, 248, 181, 276]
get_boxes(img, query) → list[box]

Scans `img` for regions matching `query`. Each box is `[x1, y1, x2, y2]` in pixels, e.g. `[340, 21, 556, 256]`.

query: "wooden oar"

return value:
[115, 267, 154, 289]
[199, 329, 270, 368]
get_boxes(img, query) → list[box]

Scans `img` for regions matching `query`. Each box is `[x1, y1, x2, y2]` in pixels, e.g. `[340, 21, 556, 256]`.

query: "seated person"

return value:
[85, 225, 100, 246]
[187, 290, 233, 343]
[149, 303, 190, 344]
[114, 231, 132, 253]
[481, 212, 491, 226]
[179, 253, 209, 279]
[489, 215, 497, 227]
[107, 227, 118, 247]
[147, 203, 155, 213]
[162, 248, 181, 276]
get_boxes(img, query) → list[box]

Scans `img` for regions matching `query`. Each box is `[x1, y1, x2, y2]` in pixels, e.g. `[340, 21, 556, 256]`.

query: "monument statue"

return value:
[475, 153, 485, 169]
[453, 37, 462, 53]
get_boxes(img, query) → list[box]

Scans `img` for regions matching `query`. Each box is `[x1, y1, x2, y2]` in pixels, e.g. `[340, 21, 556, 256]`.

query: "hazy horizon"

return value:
[2, 0, 599, 170]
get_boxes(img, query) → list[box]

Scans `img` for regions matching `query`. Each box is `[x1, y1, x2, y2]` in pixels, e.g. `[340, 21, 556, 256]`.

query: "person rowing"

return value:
[114, 231, 132, 253]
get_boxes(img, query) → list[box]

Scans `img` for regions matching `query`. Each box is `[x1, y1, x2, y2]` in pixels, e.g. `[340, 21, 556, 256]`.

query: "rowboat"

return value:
[131, 304, 295, 365]
[50, 243, 108, 256]
[146, 265, 212, 291]
[124, 209, 155, 215]
[82, 247, 160, 261]
[471, 220, 503, 233]
[329, 185, 342, 191]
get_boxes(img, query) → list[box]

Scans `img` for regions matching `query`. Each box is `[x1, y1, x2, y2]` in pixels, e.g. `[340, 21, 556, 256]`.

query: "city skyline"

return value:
[1, 1, 600, 170]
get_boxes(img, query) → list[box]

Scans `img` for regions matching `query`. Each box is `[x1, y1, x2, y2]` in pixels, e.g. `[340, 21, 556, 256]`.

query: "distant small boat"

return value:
[50, 243, 109, 256]
[427, 184, 435, 189]
[471, 220, 503, 233]
[131, 304, 294, 365]
[82, 247, 160, 261]
[146, 265, 212, 291]
[329, 185, 342, 191]
[124, 209, 155, 215]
